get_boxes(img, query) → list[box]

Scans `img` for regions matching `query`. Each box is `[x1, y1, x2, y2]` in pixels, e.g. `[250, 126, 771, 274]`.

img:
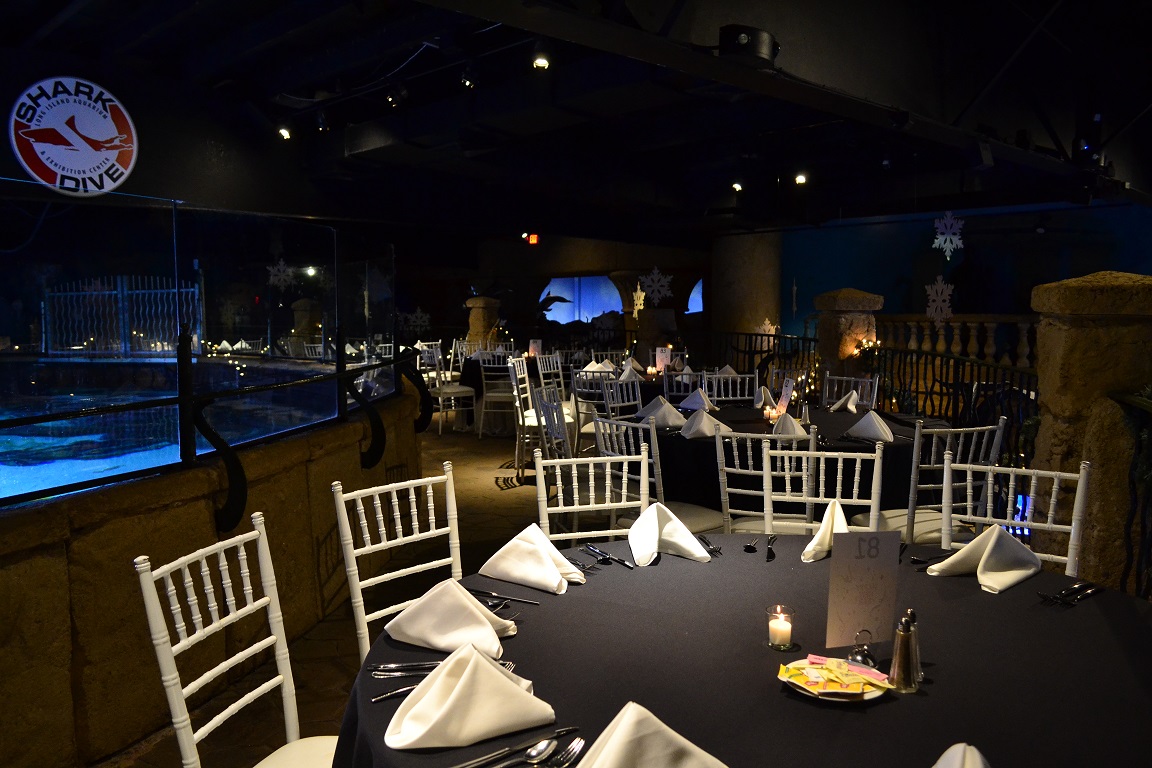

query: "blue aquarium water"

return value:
[0, 357, 373, 502]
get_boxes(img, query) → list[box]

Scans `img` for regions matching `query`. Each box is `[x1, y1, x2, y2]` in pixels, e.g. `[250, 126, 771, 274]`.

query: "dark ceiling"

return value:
[3, 0, 1150, 246]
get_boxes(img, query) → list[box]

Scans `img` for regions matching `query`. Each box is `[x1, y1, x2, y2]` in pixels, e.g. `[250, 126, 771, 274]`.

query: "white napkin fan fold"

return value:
[384, 579, 516, 657]
[385, 644, 555, 749]
[801, 499, 849, 562]
[479, 524, 585, 594]
[926, 525, 1041, 593]
[578, 701, 729, 768]
[627, 502, 711, 566]
[845, 410, 894, 442]
[830, 390, 859, 413]
[772, 413, 807, 437]
[680, 409, 730, 439]
[754, 386, 776, 410]
[680, 388, 717, 412]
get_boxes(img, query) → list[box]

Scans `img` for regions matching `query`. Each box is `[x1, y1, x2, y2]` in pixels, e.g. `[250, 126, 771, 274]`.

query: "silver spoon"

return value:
[490, 738, 557, 768]
[743, 537, 759, 553]
[764, 533, 777, 562]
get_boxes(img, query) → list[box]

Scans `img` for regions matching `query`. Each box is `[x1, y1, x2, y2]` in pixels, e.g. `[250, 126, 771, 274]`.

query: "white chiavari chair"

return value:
[426, 347, 475, 434]
[601, 378, 643, 419]
[821, 374, 878, 409]
[704, 372, 757, 406]
[133, 513, 338, 768]
[595, 416, 725, 533]
[532, 446, 649, 543]
[570, 368, 614, 454]
[476, 362, 517, 437]
[536, 352, 567, 401]
[941, 452, 1090, 576]
[663, 369, 703, 403]
[534, 385, 573, 460]
[331, 465, 463, 662]
[714, 430, 818, 534]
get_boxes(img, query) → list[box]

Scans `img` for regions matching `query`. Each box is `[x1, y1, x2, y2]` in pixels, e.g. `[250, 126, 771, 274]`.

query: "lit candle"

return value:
[768, 617, 792, 647]
[646, 365, 657, 375]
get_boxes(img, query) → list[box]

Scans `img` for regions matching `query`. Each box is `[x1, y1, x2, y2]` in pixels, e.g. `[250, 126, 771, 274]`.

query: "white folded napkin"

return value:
[619, 366, 642, 382]
[233, 338, 250, 350]
[931, 743, 991, 768]
[385, 644, 555, 750]
[345, 342, 359, 355]
[627, 502, 711, 567]
[926, 525, 1041, 593]
[579, 701, 728, 768]
[680, 409, 731, 439]
[830, 390, 860, 413]
[217, 340, 232, 352]
[636, 396, 669, 419]
[384, 579, 516, 657]
[717, 364, 738, 376]
[621, 356, 644, 373]
[845, 410, 894, 442]
[772, 413, 807, 437]
[479, 524, 586, 594]
[671, 356, 684, 371]
[680, 388, 717, 412]
[801, 499, 849, 562]
[754, 386, 776, 410]
[583, 360, 600, 371]
[596, 360, 617, 372]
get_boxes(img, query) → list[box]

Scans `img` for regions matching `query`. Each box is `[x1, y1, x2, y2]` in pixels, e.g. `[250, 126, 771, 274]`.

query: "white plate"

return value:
[779, 659, 887, 702]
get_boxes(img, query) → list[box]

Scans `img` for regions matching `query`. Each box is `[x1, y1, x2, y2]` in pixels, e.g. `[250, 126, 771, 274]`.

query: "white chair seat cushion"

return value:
[432, 384, 475, 396]
[615, 502, 724, 534]
[851, 508, 977, 545]
[253, 735, 339, 767]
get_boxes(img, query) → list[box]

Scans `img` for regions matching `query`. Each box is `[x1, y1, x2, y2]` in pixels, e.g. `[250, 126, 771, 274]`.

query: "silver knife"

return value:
[446, 727, 579, 768]
[586, 543, 634, 569]
[466, 587, 541, 605]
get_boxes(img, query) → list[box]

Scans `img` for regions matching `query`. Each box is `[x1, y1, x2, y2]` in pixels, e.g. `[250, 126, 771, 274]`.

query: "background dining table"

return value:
[332, 535, 1152, 767]
[655, 406, 950, 512]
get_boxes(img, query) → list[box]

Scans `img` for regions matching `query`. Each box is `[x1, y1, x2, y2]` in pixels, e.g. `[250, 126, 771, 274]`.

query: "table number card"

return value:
[655, 347, 672, 372]
[825, 530, 901, 648]
[778, 377, 795, 412]
[528, 339, 542, 357]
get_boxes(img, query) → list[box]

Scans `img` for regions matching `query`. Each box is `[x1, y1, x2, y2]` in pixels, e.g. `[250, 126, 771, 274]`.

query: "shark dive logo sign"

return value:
[9, 76, 137, 197]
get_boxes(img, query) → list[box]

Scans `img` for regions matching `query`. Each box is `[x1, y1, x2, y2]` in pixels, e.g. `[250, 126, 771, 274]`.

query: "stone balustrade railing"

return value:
[875, 314, 1038, 370]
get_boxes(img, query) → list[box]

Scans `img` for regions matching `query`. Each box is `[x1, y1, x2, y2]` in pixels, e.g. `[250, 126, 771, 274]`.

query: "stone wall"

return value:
[0, 390, 421, 767]
[1031, 271, 1152, 588]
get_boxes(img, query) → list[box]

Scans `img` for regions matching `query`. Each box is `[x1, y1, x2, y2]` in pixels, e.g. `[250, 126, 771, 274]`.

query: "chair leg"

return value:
[478, 401, 485, 438]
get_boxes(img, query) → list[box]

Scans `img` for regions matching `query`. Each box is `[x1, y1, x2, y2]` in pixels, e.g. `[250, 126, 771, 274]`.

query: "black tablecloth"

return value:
[656, 407, 949, 512]
[333, 536, 1152, 767]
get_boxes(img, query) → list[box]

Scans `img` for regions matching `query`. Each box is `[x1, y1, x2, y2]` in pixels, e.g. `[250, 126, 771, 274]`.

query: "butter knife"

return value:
[585, 543, 634, 569]
[465, 588, 541, 606]
[446, 727, 579, 768]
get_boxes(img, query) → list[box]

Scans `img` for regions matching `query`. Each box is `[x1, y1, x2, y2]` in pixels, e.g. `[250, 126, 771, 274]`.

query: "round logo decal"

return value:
[9, 76, 137, 197]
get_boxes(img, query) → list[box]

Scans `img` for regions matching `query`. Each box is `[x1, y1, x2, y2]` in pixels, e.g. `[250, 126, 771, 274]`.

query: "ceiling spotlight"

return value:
[278, 126, 291, 140]
[316, 112, 329, 132]
[385, 83, 408, 108]
[532, 40, 551, 69]
[731, 182, 743, 192]
[794, 173, 807, 185]
[461, 64, 476, 88]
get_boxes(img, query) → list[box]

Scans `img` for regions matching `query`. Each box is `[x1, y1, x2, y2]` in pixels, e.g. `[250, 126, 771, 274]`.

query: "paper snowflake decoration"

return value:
[401, 307, 431, 336]
[756, 318, 779, 336]
[925, 275, 954, 330]
[267, 258, 296, 290]
[639, 266, 672, 306]
[632, 282, 645, 320]
[932, 211, 964, 259]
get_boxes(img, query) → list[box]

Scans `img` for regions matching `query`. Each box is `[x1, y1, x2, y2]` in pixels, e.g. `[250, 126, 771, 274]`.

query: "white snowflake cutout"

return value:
[756, 318, 779, 336]
[632, 282, 645, 320]
[639, 266, 672, 306]
[406, 307, 431, 336]
[925, 275, 954, 330]
[267, 258, 296, 290]
[932, 211, 964, 259]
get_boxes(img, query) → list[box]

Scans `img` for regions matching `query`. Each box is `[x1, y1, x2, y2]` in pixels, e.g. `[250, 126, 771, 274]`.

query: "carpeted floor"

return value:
[97, 426, 538, 768]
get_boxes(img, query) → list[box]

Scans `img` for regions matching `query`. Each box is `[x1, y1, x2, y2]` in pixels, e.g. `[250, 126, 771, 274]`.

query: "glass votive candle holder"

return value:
[766, 604, 797, 651]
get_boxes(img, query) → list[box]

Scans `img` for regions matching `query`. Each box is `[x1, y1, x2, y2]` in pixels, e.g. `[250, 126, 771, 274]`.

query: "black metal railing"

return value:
[871, 348, 1039, 466]
[709, 332, 819, 380]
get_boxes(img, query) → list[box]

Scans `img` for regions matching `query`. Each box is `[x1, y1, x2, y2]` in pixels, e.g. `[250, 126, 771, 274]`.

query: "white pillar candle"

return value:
[768, 617, 792, 646]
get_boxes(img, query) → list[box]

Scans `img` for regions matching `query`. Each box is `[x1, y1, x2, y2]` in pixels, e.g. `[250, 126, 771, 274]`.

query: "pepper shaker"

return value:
[905, 608, 923, 682]
[889, 617, 918, 693]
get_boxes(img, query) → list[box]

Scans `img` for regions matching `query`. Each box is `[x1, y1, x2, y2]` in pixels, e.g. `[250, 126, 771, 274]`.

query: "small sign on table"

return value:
[655, 347, 672, 372]
[825, 530, 901, 648]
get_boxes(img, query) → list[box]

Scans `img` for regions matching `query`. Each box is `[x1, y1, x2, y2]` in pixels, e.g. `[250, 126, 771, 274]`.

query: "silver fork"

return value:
[371, 660, 515, 678]
[546, 737, 585, 768]
[566, 556, 600, 572]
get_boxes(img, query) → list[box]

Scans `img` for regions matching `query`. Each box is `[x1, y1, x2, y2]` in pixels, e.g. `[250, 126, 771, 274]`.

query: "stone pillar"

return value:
[465, 297, 500, 345]
[1031, 271, 1152, 589]
[710, 232, 781, 333]
[813, 288, 884, 377]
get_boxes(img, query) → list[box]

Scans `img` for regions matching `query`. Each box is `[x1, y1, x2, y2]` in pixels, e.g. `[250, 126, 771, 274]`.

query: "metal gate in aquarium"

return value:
[42, 275, 203, 356]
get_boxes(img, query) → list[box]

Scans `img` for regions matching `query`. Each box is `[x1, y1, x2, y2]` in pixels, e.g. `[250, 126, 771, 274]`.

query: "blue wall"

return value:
[779, 202, 1152, 335]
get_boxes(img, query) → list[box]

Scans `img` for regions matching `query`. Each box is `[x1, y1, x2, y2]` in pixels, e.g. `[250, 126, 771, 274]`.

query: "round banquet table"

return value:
[655, 406, 950, 512]
[332, 536, 1152, 767]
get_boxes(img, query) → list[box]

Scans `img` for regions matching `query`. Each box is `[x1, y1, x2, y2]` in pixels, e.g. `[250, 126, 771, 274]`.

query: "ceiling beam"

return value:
[413, 0, 1085, 182]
